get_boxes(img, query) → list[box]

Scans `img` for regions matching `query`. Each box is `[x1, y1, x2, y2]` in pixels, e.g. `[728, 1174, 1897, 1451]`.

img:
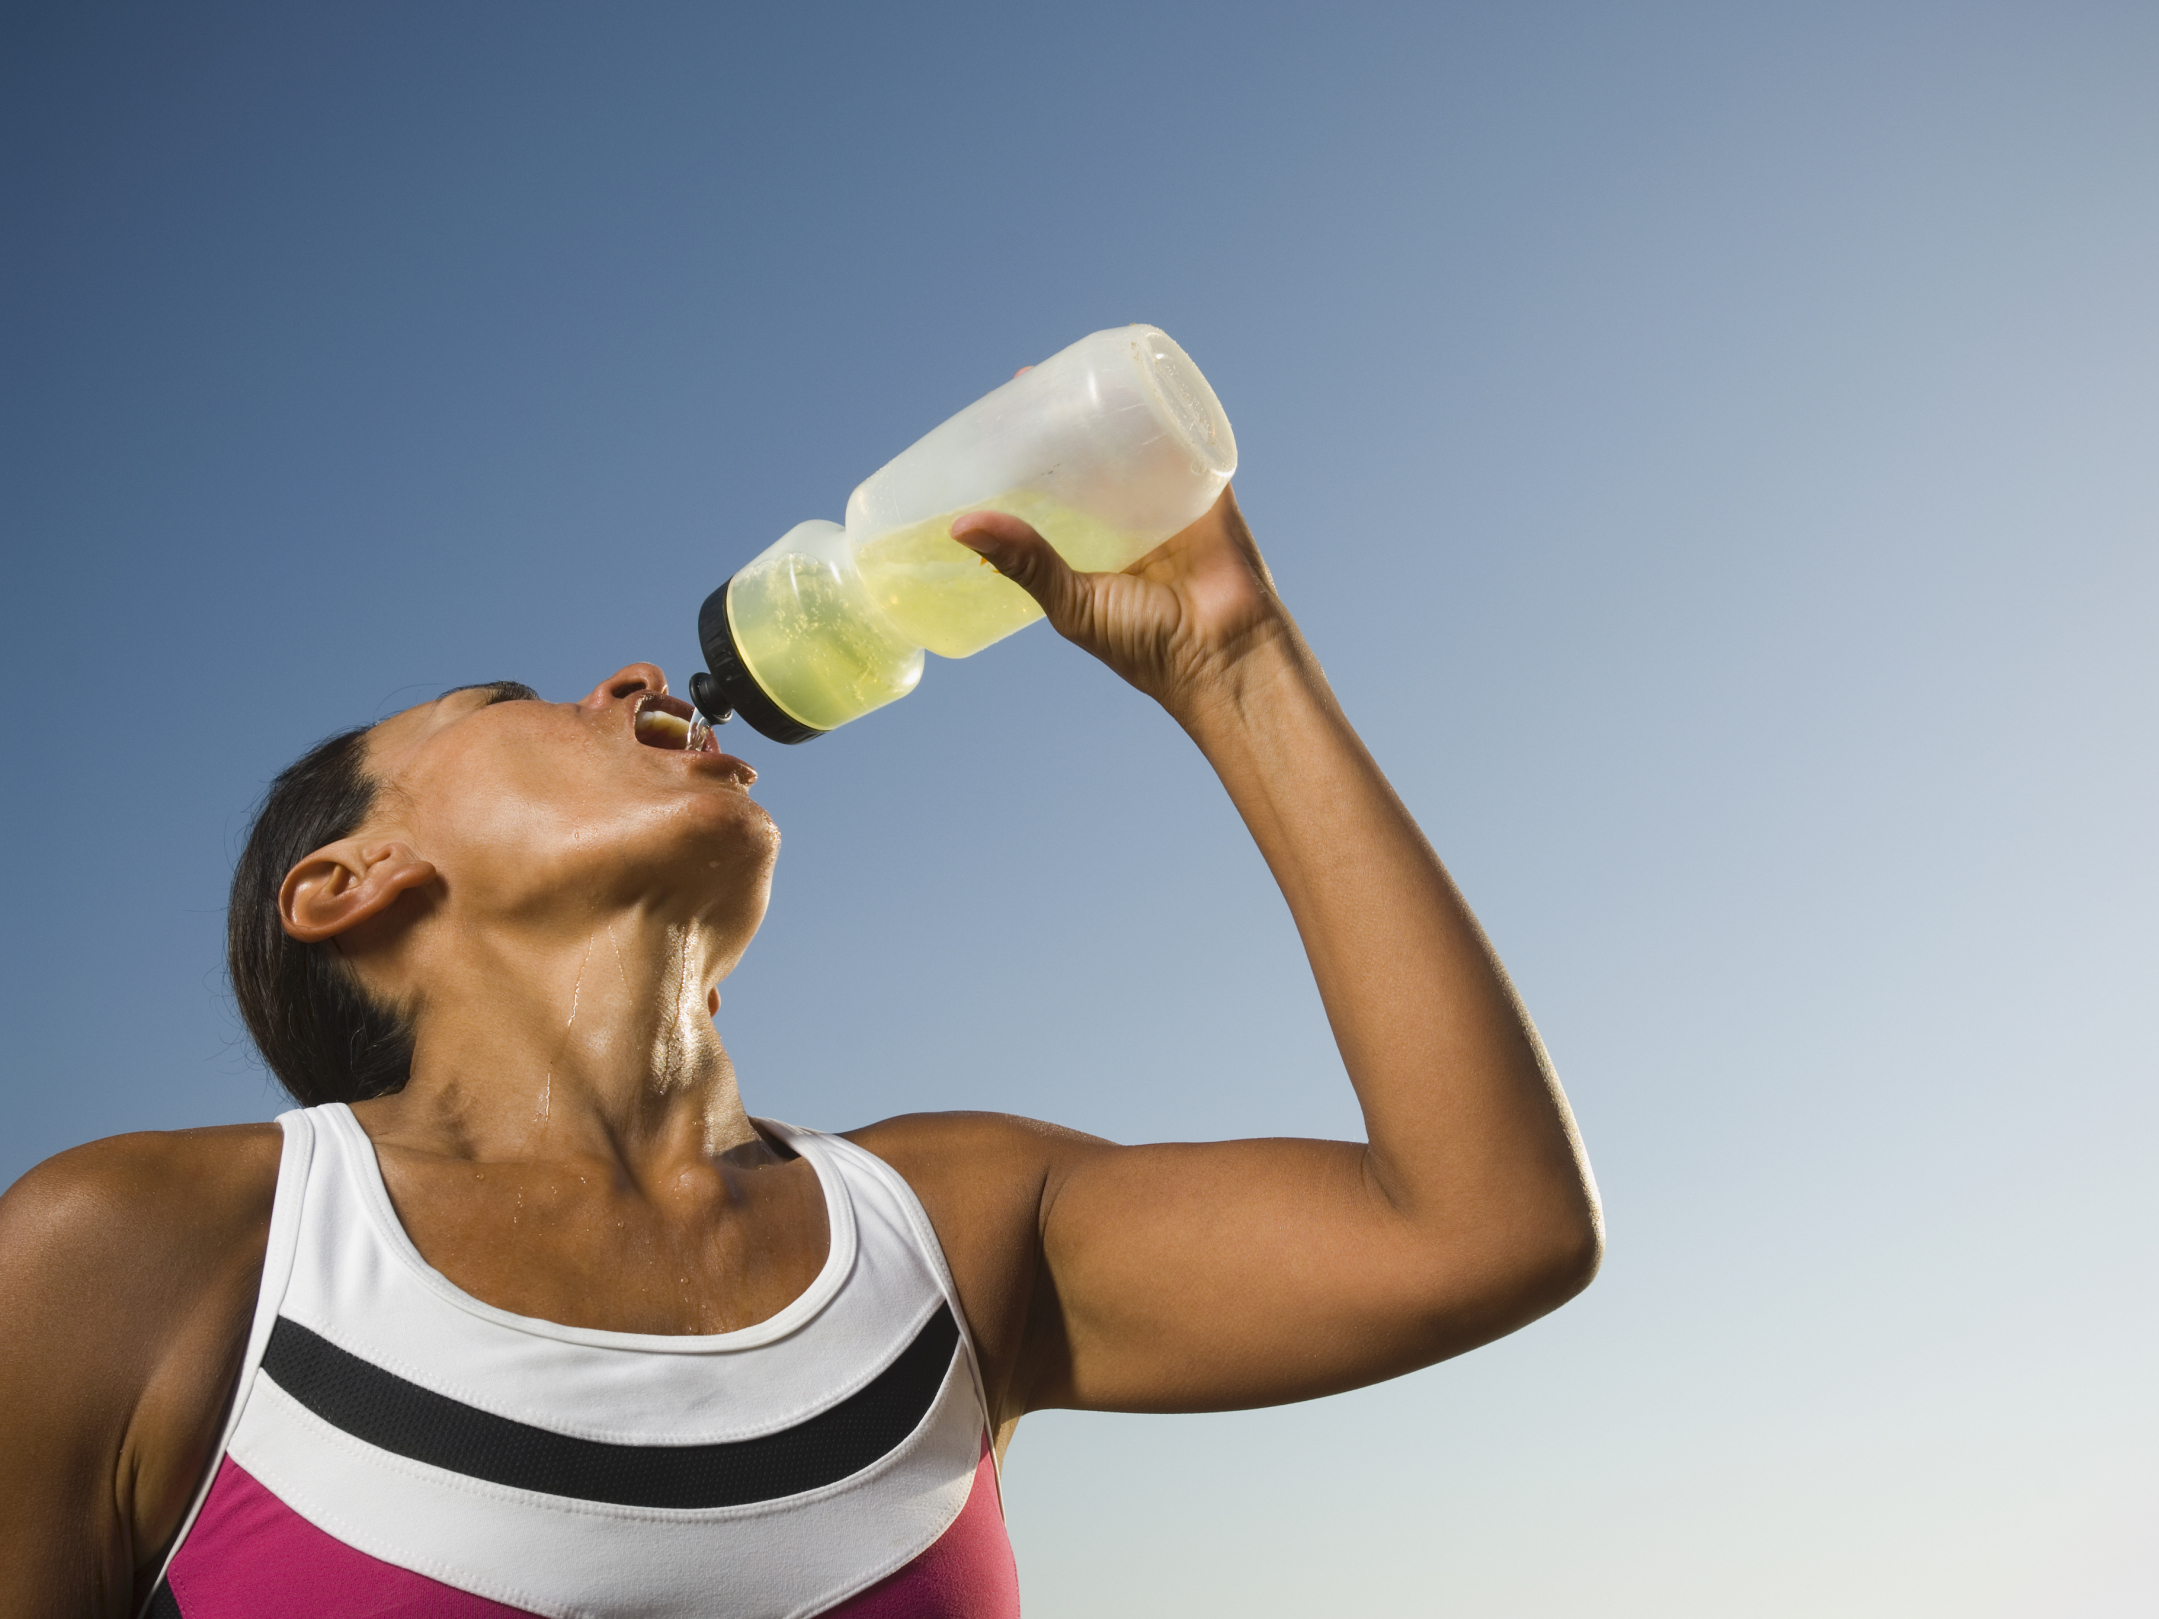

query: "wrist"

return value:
[1167, 610, 1330, 749]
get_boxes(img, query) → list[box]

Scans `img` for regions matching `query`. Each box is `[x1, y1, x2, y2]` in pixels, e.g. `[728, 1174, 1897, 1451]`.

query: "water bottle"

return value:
[689, 325, 1237, 742]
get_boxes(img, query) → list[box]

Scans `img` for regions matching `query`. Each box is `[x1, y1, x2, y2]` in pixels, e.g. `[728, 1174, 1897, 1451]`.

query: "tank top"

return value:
[144, 1104, 1020, 1618]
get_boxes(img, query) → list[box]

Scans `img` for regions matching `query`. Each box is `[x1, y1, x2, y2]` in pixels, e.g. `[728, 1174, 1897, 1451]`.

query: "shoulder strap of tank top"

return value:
[759, 1119, 999, 1480]
[137, 1108, 318, 1613]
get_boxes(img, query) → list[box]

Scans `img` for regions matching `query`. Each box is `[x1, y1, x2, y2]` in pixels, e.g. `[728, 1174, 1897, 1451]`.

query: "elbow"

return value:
[1502, 1149, 1605, 1315]
[1536, 1204, 1604, 1305]
[1461, 1213, 1602, 1352]
[1515, 1165, 1605, 1310]
[1407, 1196, 1604, 1353]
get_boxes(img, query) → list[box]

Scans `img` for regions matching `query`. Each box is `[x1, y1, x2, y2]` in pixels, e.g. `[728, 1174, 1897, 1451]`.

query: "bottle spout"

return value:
[688, 670, 734, 728]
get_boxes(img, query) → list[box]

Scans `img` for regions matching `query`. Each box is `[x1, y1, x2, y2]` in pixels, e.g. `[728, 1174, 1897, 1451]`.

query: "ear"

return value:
[280, 839, 438, 944]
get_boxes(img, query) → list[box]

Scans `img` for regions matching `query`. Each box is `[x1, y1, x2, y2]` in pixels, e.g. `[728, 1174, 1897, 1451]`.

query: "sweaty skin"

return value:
[0, 488, 1601, 1615]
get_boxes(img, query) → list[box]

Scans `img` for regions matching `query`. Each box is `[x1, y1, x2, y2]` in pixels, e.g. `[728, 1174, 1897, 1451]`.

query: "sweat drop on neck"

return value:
[688, 324, 1237, 743]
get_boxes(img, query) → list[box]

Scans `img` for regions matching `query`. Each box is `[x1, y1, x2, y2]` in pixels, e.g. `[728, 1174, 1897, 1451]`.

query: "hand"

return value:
[949, 487, 1293, 726]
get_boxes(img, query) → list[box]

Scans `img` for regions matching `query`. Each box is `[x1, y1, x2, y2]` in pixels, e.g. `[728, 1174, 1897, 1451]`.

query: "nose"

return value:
[580, 663, 669, 710]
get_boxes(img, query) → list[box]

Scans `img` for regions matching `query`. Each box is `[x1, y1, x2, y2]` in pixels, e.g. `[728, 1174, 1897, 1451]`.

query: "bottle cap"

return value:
[693, 580, 828, 745]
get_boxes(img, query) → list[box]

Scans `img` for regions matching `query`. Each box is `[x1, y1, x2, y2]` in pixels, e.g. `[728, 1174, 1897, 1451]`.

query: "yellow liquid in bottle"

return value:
[727, 546, 922, 732]
[853, 489, 1154, 659]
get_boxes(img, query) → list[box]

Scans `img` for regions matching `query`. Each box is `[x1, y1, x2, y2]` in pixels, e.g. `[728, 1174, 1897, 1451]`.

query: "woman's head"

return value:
[229, 665, 775, 1105]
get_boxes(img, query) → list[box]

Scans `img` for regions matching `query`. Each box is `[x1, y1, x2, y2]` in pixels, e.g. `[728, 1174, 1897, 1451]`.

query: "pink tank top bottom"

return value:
[160, 1443, 1018, 1619]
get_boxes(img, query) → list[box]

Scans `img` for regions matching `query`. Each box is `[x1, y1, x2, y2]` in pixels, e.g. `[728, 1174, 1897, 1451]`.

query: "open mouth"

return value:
[633, 693, 715, 755]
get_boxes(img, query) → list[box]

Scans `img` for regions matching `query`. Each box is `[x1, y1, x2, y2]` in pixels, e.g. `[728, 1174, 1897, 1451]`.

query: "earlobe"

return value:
[280, 840, 438, 943]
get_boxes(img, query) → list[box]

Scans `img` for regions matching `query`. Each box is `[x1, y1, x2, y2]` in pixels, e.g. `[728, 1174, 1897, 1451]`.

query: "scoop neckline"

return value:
[319, 1102, 857, 1353]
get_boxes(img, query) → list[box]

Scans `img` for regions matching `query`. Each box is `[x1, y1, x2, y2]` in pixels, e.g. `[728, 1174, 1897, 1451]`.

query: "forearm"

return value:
[954, 489, 1600, 1402]
[1174, 619, 1600, 1263]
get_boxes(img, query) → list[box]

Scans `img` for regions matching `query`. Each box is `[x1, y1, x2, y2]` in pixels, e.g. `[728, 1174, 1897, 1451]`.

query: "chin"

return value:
[695, 852, 777, 954]
[682, 800, 781, 906]
[701, 788, 781, 862]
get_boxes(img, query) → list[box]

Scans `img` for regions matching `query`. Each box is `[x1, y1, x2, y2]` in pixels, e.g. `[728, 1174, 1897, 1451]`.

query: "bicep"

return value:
[1024, 1136, 1560, 1414]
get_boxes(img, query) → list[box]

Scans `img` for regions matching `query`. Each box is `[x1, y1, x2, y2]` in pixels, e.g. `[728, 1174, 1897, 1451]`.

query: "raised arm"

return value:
[945, 489, 1601, 1415]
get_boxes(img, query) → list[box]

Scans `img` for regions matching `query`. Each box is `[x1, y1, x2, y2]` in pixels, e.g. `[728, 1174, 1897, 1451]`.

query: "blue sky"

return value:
[5, 3, 2155, 1611]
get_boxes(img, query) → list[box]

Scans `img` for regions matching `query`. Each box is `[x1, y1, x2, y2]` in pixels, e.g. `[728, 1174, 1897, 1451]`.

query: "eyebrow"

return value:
[437, 681, 540, 706]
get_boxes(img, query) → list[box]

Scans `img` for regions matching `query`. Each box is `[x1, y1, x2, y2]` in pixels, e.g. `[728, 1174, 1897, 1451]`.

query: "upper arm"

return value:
[1024, 1133, 1595, 1413]
[0, 1130, 276, 1617]
[0, 1150, 144, 1616]
[856, 1112, 1596, 1424]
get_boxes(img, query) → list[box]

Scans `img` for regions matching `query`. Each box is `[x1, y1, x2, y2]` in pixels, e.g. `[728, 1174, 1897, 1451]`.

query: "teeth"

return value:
[635, 708, 693, 748]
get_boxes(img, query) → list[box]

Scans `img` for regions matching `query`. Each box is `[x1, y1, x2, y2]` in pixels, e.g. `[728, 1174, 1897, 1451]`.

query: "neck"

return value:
[357, 906, 759, 1178]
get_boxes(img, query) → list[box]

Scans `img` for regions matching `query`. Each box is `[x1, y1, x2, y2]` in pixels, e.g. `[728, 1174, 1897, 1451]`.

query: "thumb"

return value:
[949, 511, 1086, 633]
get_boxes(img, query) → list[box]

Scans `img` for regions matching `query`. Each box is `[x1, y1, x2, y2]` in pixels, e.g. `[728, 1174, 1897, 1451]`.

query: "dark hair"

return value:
[229, 682, 538, 1104]
[228, 726, 415, 1105]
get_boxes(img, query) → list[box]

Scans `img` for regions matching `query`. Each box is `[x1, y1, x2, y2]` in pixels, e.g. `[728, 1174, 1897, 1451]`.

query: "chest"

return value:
[150, 1108, 1015, 1618]
[374, 1153, 831, 1336]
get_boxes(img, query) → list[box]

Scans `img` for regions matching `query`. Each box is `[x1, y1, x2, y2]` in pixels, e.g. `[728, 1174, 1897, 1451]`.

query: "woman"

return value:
[0, 491, 1601, 1617]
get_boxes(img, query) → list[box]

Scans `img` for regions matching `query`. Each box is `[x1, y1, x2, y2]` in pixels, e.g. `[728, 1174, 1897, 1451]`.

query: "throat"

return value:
[380, 917, 749, 1165]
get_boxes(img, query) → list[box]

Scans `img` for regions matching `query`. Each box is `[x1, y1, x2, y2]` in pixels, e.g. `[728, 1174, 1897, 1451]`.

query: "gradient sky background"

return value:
[5, 3, 2155, 1613]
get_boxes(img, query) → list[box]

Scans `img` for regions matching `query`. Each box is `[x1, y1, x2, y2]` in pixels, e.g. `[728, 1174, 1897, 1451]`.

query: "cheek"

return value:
[404, 727, 779, 910]
[405, 736, 618, 881]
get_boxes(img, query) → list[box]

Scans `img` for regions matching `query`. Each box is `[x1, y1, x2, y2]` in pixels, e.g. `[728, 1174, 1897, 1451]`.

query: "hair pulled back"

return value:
[228, 727, 414, 1105]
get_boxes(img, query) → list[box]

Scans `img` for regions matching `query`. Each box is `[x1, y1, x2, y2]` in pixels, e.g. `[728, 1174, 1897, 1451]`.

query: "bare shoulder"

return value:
[0, 1124, 283, 1603]
[842, 1109, 1111, 1206]
[0, 1121, 283, 1381]
[0, 1123, 283, 1277]
[0, 1121, 284, 1412]
[839, 1112, 1114, 1425]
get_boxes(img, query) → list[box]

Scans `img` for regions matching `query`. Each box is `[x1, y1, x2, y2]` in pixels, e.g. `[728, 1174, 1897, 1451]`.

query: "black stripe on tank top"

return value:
[258, 1305, 960, 1509]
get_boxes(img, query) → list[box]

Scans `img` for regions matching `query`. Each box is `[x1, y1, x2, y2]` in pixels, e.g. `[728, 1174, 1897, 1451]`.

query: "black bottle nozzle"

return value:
[687, 671, 733, 728]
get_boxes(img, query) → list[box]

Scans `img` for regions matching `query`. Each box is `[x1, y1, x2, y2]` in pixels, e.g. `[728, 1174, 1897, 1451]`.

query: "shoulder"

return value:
[835, 1113, 1113, 1427]
[0, 1125, 284, 1591]
[0, 1123, 284, 1377]
[0, 1123, 283, 1280]
[837, 1113, 1118, 1294]
[841, 1110, 1111, 1210]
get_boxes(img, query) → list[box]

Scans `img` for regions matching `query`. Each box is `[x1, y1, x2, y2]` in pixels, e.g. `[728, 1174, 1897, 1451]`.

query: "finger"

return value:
[949, 510, 1085, 633]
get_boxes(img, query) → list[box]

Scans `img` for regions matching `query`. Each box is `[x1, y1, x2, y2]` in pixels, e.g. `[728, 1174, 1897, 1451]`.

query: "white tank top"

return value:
[146, 1103, 1018, 1618]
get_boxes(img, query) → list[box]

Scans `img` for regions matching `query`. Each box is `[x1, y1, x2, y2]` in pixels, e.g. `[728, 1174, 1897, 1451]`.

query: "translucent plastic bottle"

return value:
[690, 325, 1237, 742]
